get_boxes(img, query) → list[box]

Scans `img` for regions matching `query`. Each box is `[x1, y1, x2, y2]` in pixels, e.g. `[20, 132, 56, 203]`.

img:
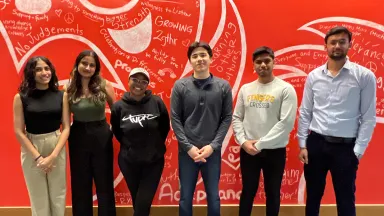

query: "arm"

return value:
[354, 72, 377, 156]
[50, 92, 70, 158]
[232, 87, 247, 145]
[210, 82, 233, 151]
[111, 103, 123, 143]
[13, 94, 40, 159]
[170, 83, 194, 152]
[255, 85, 298, 150]
[297, 74, 314, 148]
[105, 80, 116, 108]
[158, 98, 170, 142]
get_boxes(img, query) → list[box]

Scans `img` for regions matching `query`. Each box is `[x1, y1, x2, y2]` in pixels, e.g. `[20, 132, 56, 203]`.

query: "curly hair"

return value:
[18, 56, 59, 96]
[67, 50, 107, 105]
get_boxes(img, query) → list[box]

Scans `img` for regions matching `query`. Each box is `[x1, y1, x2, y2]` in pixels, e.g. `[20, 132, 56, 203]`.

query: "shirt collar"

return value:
[321, 58, 351, 74]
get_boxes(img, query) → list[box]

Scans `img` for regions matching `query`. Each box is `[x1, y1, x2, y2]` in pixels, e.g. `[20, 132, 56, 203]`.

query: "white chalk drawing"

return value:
[180, 0, 226, 78]
[365, 61, 378, 72]
[0, 0, 10, 10]
[15, 0, 51, 15]
[149, 0, 184, 4]
[158, 68, 176, 78]
[107, 13, 152, 54]
[79, 0, 138, 15]
[64, 12, 75, 24]
[0, 21, 125, 91]
[55, 9, 62, 17]
[298, 17, 384, 38]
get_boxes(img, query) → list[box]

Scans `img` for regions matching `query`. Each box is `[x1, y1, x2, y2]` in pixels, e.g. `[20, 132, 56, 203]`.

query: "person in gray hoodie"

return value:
[171, 41, 233, 216]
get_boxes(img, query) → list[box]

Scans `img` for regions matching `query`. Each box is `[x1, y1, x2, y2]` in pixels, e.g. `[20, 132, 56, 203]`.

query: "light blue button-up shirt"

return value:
[297, 60, 376, 155]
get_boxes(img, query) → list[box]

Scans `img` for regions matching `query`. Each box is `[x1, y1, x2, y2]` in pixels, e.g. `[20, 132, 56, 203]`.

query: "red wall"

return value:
[0, 0, 383, 206]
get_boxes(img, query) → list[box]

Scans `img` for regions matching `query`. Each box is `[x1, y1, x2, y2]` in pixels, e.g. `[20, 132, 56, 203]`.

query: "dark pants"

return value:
[69, 119, 116, 216]
[239, 147, 286, 216]
[304, 132, 359, 216]
[178, 150, 221, 216]
[118, 153, 164, 216]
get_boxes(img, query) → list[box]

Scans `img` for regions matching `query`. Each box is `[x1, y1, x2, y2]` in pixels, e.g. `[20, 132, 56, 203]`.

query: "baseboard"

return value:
[0, 205, 383, 216]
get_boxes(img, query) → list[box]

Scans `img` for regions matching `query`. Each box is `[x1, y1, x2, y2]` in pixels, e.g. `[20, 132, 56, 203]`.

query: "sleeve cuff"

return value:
[237, 137, 247, 146]
[299, 139, 307, 148]
[182, 143, 194, 152]
[210, 143, 220, 151]
[353, 143, 366, 155]
[254, 140, 262, 150]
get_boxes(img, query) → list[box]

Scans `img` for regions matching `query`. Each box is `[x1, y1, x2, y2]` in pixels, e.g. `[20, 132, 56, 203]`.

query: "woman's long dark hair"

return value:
[67, 50, 106, 105]
[18, 56, 59, 96]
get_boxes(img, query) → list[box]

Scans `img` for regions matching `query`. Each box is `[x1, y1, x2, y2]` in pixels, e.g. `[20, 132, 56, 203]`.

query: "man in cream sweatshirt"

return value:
[232, 46, 298, 216]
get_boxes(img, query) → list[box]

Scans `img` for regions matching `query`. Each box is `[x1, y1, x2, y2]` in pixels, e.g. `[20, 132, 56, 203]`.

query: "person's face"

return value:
[189, 47, 212, 74]
[253, 53, 274, 78]
[325, 32, 351, 61]
[129, 73, 149, 96]
[77, 56, 96, 78]
[34, 60, 51, 85]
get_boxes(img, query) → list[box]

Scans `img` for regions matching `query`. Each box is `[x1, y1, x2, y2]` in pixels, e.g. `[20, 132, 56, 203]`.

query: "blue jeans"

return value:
[178, 149, 221, 216]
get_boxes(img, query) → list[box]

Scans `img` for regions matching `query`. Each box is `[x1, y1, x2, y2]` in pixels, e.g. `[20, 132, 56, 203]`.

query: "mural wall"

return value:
[0, 0, 383, 206]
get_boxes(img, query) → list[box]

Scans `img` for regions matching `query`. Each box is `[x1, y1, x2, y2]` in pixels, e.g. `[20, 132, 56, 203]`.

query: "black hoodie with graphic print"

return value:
[111, 90, 170, 163]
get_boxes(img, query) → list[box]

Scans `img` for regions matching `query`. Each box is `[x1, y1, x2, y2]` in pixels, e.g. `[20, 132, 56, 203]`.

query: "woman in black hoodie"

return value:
[111, 68, 170, 216]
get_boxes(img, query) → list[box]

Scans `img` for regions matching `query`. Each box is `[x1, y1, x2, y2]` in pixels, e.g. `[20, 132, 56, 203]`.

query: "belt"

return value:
[310, 131, 356, 144]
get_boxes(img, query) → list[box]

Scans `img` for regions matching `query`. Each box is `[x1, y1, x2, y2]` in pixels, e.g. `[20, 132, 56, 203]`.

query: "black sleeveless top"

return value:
[20, 89, 64, 134]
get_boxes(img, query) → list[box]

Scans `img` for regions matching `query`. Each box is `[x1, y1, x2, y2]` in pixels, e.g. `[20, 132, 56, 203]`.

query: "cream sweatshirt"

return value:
[232, 77, 298, 150]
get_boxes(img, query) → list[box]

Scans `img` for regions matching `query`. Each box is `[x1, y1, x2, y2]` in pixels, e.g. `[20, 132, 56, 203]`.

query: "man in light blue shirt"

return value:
[297, 26, 376, 216]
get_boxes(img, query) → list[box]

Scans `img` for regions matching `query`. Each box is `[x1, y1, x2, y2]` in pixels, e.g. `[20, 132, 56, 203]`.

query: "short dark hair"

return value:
[252, 46, 275, 62]
[324, 26, 352, 43]
[187, 41, 213, 59]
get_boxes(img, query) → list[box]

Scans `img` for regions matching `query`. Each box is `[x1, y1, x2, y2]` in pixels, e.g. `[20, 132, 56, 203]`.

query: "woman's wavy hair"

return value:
[67, 50, 107, 105]
[18, 56, 59, 96]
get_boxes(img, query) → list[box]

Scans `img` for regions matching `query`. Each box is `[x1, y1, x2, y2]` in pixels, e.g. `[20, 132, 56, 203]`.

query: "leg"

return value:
[69, 128, 93, 216]
[133, 158, 165, 216]
[92, 126, 116, 216]
[178, 151, 200, 216]
[201, 150, 221, 216]
[238, 148, 262, 216]
[304, 134, 329, 216]
[329, 143, 358, 216]
[118, 152, 142, 209]
[262, 148, 286, 216]
[46, 131, 67, 216]
[21, 146, 50, 216]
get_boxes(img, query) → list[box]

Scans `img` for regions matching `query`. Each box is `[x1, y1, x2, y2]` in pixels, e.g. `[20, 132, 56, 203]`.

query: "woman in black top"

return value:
[13, 56, 70, 216]
[111, 68, 170, 216]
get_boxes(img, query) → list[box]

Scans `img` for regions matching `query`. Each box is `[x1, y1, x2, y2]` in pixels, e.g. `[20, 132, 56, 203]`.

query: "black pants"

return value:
[69, 119, 116, 216]
[304, 132, 359, 216]
[239, 147, 286, 216]
[118, 152, 164, 216]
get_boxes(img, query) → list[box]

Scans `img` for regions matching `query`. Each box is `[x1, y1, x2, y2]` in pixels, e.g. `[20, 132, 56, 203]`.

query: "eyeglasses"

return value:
[130, 77, 149, 85]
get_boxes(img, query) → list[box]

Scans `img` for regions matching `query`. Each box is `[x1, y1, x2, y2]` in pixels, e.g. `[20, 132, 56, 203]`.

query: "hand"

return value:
[298, 148, 308, 164]
[194, 145, 214, 162]
[355, 152, 362, 161]
[242, 140, 260, 156]
[187, 146, 206, 163]
[37, 155, 56, 173]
